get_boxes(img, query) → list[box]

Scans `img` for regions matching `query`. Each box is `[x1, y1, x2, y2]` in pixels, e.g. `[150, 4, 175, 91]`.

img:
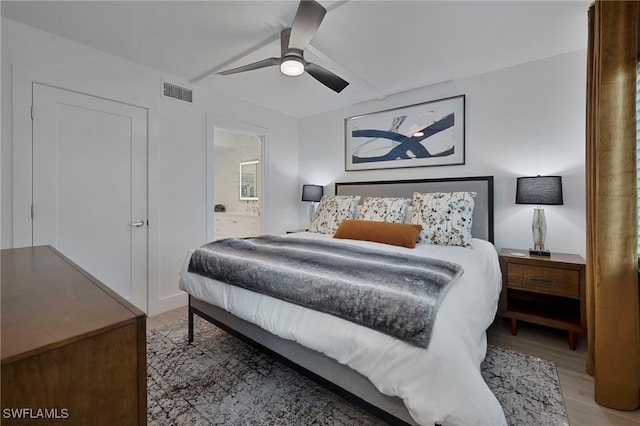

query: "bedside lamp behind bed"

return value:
[302, 184, 324, 226]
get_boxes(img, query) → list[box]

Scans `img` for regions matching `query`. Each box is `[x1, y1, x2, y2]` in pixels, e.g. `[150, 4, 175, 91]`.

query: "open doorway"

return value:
[211, 127, 264, 240]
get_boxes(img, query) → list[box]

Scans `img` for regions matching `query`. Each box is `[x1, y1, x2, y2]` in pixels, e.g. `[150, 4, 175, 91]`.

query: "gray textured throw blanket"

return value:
[188, 235, 463, 348]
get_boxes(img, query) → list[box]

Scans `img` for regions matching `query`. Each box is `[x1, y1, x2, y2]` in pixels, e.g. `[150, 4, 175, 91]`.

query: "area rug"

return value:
[147, 316, 568, 425]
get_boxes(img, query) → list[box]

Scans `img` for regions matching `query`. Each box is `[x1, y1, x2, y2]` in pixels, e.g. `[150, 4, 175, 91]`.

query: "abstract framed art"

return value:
[344, 95, 465, 171]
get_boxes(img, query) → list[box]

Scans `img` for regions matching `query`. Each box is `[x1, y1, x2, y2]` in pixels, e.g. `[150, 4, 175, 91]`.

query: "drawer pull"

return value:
[531, 277, 553, 283]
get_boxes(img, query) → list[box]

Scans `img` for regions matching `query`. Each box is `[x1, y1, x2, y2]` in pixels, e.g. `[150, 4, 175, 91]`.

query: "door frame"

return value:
[206, 114, 267, 242]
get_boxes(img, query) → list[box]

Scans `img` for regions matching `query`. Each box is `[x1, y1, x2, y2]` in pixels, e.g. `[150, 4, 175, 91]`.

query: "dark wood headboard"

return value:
[335, 176, 494, 243]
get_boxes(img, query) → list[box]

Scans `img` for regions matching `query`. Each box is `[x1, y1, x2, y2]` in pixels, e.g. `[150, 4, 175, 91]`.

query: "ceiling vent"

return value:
[163, 82, 193, 103]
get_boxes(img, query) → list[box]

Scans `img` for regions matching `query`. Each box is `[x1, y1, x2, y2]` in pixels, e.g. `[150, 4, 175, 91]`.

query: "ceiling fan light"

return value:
[280, 58, 304, 76]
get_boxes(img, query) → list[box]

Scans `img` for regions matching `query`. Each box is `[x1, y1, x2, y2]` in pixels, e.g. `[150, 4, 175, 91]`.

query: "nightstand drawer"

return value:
[507, 264, 580, 298]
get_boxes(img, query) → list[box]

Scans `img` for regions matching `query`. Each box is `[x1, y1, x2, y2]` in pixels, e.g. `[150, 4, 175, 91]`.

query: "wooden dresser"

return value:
[1, 246, 146, 425]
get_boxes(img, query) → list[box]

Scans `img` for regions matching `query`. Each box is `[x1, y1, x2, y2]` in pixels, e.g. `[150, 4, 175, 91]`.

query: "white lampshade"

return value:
[280, 58, 304, 76]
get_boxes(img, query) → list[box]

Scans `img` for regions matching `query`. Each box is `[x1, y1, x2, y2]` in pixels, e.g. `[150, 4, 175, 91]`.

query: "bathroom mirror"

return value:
[239, 160, 259, 201]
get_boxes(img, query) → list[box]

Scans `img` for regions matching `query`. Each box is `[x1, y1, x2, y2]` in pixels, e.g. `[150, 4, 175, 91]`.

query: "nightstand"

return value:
[498, 248, 586, 350]
[286, 229, 308, 234]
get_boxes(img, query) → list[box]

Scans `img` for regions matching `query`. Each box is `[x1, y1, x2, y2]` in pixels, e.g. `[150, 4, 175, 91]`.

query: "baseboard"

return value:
[149, 292, 188, 316]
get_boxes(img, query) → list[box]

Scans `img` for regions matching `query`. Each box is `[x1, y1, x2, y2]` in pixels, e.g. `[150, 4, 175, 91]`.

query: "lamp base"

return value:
[529, 248, 551, 257]
[308, 202, 317, 225]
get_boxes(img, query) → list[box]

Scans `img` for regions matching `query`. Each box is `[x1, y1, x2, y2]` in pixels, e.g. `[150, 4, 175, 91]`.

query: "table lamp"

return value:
[302, 184, 323, 225]
[515, 175, 563, 256]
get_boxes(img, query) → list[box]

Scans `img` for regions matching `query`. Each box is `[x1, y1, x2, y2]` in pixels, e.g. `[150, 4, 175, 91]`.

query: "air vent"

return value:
[163, 82, 193, 103]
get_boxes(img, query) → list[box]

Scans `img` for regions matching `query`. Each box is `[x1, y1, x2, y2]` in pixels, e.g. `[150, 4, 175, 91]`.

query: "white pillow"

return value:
[356, 197, 410, 223]
[410, 191, 476, 246]
[404, 205, 413, 224]
[309, 195, 361, 234]
[354, 204, 363, 219]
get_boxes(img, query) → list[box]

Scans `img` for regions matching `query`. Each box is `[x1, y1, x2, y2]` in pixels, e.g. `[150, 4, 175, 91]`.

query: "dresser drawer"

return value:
[506, 263, 580, 298]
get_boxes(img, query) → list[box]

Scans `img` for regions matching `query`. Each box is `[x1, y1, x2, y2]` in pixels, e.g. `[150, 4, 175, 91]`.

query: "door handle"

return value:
[129, 219, 145, 228]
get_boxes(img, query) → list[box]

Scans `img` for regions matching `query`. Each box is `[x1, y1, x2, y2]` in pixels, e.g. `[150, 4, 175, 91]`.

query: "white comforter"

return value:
[179, 232, 507, 426]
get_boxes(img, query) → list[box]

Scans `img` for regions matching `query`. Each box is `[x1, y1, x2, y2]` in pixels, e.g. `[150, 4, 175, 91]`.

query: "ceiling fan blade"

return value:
[305, 62, 349, 93]
[217, 58, 279, 75]
[288, 0, 326, 51]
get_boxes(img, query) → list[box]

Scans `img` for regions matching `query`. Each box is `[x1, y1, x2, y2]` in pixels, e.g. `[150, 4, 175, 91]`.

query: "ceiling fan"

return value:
[217, 0, 349, 93]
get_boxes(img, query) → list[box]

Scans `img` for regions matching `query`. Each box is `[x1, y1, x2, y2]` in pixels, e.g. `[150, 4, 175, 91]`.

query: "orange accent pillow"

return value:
[333, 220, 423, 248]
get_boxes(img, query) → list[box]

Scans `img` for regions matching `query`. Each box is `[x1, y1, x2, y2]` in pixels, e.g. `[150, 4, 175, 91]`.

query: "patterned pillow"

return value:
[356, 197, 410, 223]
[410, 192, 476, 246]
[309, 195, 361, 234]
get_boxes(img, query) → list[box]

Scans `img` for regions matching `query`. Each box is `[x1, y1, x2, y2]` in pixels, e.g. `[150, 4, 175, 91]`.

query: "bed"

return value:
[179, 176, 507, 426]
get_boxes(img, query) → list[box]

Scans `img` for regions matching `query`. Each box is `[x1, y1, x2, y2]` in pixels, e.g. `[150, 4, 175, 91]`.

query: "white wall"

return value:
[2, 56, 12, 249]
[1, 15, 588, 317]
[298, 50, 587, 257]
[1, 17, 299, 315]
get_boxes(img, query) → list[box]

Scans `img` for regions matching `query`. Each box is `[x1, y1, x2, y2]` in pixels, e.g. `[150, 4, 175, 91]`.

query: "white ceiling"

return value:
[1, 0, 590, 118]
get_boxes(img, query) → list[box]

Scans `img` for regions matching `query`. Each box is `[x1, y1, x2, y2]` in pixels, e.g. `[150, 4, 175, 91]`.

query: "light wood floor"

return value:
[487, 320, 640, 426]
[148, 307, 640, 426]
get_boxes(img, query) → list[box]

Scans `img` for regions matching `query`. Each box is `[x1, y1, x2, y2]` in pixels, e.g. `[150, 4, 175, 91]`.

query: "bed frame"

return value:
[188, 176, 494, 426]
